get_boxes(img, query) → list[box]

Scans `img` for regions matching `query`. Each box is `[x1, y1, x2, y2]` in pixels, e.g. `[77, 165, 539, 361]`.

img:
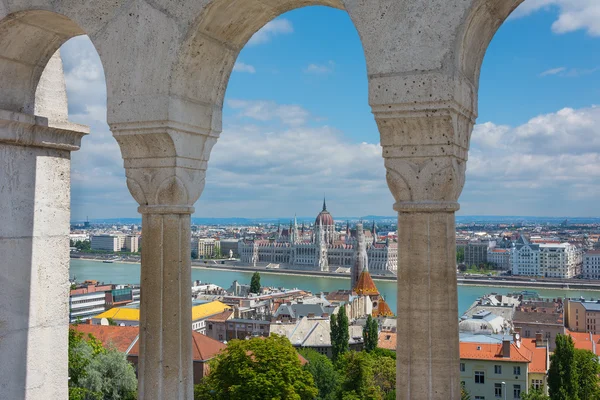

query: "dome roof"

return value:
[315, 198, 334, 226]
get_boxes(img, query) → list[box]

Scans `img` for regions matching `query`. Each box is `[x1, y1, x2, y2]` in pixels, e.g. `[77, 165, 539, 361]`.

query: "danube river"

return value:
[70, 259, 600, 315]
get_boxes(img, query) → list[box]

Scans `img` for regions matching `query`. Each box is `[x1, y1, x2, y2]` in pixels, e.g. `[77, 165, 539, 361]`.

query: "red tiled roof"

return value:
[378, 332, 396, 351]
[566, 329, 600, 356]
[71, 324, 138, 353]
[72, 324, 226, 361]
[373, 298, 394, 317]
[460, 342, 532, 363]
[520, 339, 548, 373]
[354, 270, 379, 297]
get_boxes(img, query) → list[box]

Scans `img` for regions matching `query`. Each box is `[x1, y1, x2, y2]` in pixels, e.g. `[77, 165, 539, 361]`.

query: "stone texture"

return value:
[0, 0, 530, 399]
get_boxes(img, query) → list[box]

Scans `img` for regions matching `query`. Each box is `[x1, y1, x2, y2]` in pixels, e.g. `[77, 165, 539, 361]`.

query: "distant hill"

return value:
[72, 215, 600, 226]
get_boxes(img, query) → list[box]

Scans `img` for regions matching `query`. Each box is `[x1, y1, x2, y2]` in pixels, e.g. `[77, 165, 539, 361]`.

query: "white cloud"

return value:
[247, 19, 293, 45]
[304, 61, 335, 75]
[227, 99, 310, 126]
[540, 67, 566, 76]
[512, 0, 600, 36]
[463, 106, 600, 216]
[540, 66, 598, 77]
[233, 62, 256, 73]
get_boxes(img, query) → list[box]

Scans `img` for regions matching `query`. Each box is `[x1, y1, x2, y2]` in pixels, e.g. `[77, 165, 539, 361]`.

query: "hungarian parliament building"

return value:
[238, 200, 398, 274]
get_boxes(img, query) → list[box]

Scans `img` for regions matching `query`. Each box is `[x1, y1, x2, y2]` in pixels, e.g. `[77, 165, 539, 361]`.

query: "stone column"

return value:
[375, 104, 474, 400]
[113, 122, 217, 400]
[0, 110, 87, 399]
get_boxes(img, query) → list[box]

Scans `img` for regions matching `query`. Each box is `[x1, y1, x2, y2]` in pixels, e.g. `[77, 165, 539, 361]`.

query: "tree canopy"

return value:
[331, 307, 349, 361]
[299, 349, 340, 400]
[250, 272, 261, 294]
[195, 335, 318, 400]
[68, 329, 137, 400]
[363, 315, 378, 353]
[548, 334, 600, 400]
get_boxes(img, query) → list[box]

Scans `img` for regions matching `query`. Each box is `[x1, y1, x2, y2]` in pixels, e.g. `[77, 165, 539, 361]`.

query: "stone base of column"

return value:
[138, 211, 193, 400]
[396, 211, 460, 400]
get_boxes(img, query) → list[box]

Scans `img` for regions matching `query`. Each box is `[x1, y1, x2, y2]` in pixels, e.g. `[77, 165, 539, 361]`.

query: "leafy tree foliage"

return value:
[522, 388, 550, 400]
[574, 348, 600, 400]
[71, 239, 92, 252]
[461, 386, 471, 400]
[363, 315, 378, 352]
[299, 349, 340, 400]
[196, 335, 318, 400]
[250, 272, 261, 294]
[68, 329, 137, 400]
[548, 334, 579, 400]
[331, 307, 350, 361]
[456, 247, 465, 263]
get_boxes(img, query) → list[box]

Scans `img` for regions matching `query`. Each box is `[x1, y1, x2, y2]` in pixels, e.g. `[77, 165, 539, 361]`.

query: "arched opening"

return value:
[0, 10, 109, 399]
[457, 1, 600, 398]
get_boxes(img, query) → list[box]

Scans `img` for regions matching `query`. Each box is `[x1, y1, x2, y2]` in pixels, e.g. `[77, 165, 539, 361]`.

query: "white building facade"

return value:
[582, 251, 600, 279]
[239, 202, 397, 274]
[511, 236, 582, 278]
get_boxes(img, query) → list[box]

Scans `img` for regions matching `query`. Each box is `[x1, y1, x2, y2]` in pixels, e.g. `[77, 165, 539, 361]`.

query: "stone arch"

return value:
[0, 10, 107, 116]
[169, 0, 354, 133]
[456, 0, 525, 89]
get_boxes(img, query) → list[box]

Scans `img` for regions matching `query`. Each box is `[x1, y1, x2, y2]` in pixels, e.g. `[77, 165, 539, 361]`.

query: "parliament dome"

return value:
[315, 198, 334, 226]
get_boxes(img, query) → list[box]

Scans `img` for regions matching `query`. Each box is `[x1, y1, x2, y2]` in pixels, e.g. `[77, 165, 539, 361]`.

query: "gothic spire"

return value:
[372, 220, 377, 245]
[322, 197, 327, 211]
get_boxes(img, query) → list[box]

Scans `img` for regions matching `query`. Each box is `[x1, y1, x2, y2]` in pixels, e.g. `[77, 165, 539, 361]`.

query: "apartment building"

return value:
[464, 241, 494, 267]
[511, 236, 582, 278]
[487, 248, 511, 270]
[90, 234, 139, 253]
[192, 238, 221, 258]
[582, 250, 600, 279]
[565, 298, 600, 334]
[459, 333, 549, 400]
[69, 281, 138, 322]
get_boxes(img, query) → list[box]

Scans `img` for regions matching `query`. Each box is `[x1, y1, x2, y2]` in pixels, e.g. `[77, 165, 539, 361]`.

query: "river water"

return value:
[70, 259, 600, 315]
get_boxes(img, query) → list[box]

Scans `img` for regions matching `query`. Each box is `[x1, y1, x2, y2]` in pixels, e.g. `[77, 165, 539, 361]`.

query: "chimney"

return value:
[502, 339, 511, 358]
[535, 332, 544, 347]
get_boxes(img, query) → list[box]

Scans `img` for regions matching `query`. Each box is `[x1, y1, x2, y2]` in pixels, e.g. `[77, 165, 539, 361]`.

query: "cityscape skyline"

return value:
[60, 2, 600, 220]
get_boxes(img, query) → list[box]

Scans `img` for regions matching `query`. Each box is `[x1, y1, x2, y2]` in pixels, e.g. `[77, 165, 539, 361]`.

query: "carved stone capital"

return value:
[111, 121, 219, 214]
[374, 103, 475, 212]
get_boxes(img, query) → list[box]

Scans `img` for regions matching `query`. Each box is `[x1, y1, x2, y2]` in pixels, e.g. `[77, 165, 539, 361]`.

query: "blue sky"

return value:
[61, 1, 600, 220]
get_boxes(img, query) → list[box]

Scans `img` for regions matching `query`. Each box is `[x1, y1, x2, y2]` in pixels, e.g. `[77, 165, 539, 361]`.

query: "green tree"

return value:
[363, 315, 378, 353]
[461, 386, 471, 400]
[79, 350, 138, 400]
[299, 349, 340, 400]
[196, 335, 318, 400]
[522, 388, 549, 400]
[331, 307, 349, 361]
[371, 352, 395, 398]
[68, 329, 137, 400]
[574, 348, 600, 400]
[456, 247, 465, 263]
[337, 352, 381, 400]
[548, 334, 579, 400]
[250, 272, 261, 294]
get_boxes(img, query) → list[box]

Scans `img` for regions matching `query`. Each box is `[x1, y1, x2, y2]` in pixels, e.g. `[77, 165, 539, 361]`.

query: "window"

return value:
[475, 371, 485, 384]
[475, 397, 485, 400]
[494, 365, 502, 374]
[460, 363, 465, 372]
[513, 384, 521, 399]
[495, 383, 502, 397]
[208, 324, 213, 330]
[513, 366, 521, 375]
[532, 379, 543, 390]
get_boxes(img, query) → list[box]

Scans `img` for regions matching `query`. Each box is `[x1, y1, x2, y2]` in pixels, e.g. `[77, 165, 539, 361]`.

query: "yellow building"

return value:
[565, 298, 600, 334]
[460, 335, 549, 400]
[92, 300, 231, 335]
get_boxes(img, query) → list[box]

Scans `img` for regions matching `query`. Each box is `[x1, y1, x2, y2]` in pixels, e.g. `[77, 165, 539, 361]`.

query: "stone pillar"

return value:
[0, 110, 87, 399]
[113, 122, 217, 400]
[375, 104, 473, 400]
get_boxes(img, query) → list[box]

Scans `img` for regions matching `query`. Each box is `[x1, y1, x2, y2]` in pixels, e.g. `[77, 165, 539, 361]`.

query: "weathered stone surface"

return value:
[0, 0, 531, 399]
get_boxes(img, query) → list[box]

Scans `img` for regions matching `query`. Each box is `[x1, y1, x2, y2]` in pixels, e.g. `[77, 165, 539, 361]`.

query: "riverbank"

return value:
[71, 255, 600, 291]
